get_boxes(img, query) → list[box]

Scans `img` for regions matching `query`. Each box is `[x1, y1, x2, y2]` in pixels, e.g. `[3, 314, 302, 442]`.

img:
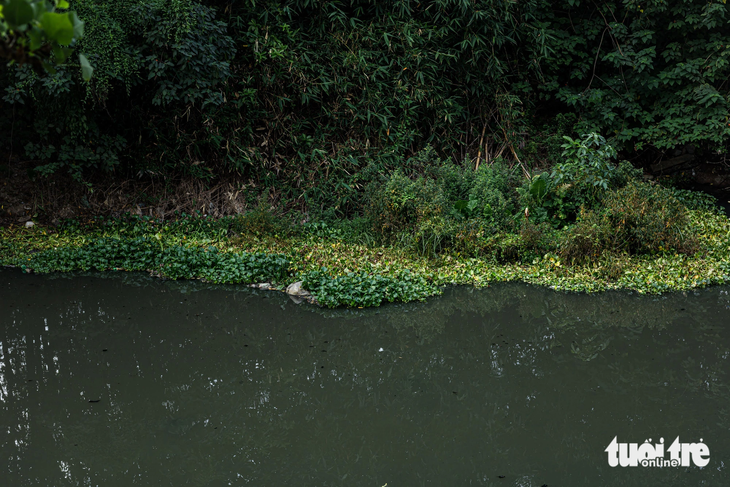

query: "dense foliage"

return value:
[26, 238, 290, 282]
[2, 192, 730, 308]
[3, 0, 235, 179]
[545, 0, 730, 151]
[560, 182, 700, 262]
[3, 0, 727, 208]
[360, 137, 714, 264]
[3, 0, 730, 308]
[14, 215, 291, 282]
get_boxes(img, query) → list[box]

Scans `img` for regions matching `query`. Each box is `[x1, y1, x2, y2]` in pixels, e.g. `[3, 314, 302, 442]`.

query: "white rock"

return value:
[25, 221, 35, 228]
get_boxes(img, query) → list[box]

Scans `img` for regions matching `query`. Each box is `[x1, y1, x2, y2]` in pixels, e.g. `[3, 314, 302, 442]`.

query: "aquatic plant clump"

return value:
[302, 269, 439, 308]
[2, 200, 730, 308]
[17, 237, 290, 285]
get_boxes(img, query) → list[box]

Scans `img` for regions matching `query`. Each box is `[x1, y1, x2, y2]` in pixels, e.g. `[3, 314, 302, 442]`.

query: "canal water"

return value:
[1, 269, 729, 486]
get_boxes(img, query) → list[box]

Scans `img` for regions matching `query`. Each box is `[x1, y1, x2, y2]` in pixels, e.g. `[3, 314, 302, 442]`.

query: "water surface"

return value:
[1, 270, 729, 486]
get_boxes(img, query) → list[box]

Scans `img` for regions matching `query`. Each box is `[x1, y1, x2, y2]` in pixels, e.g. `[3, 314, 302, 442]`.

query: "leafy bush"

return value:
[448, 219, 491, 257]
[543, 113, 578, 163]
[0, 0, 92, 79]
[231, 207, 293, 239]
[485, 219, 558, 262]
[517, 220, 558, 260]
[410, 214, 457, 258]
[466, 161, 517, 230]
[609, 161, 644, 189]
[3, 0, 730, 197]
[3, 0, 236, 180]
[367, 159, 521, 257]
[423, 156, 474, 202]
[542, 133, 620, 222]
[519, 135, 643, 226]
[554, 133, 618, 191]
[366, 170, 448, 239]
[560, 182, 699, 262]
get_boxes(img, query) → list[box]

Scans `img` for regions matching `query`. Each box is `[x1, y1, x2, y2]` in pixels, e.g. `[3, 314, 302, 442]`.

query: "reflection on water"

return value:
[1, 270, 729, 486]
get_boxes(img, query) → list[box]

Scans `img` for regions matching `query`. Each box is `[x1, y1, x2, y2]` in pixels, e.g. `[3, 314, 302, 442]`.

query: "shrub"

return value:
[609, 160, 643, 189]
[542, 133, 620, 223]
[425, 158, 473, 202]
[365, 155, 535, 257]
[467, 161, 517, 230]
[491, 220, 557, 262]
[664, 188, 719, 213]
[367, 162, 521, 257]
[519, 135, 642, 227]
[518, 220, 557, 258]
[411, 215, 457, 258]
[231, 206, 293, 239]
[366, 170, 448, 238]
[555, 133, 618, 190]
[560, 181, 699, 262]
[449, 220, 493, 257]
[558, 209, 615, 263]
[543, 113, 578, 163]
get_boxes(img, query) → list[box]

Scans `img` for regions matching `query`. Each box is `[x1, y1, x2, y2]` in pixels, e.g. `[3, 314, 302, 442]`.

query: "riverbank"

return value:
[2, 206, 730, 308]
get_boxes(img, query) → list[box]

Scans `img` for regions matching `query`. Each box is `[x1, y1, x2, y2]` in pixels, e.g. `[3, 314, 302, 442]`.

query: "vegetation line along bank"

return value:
[2, 157, 730, 308]
[2, 0, 730, 307]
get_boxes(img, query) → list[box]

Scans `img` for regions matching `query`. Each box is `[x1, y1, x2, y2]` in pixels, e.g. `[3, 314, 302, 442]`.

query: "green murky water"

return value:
[1, 270, 729, 486]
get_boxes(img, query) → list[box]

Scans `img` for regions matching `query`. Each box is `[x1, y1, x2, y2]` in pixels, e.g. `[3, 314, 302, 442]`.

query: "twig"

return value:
[584, 28, 608, 93]
[475, 122, 487, 170]
[509, 144, 531, 181]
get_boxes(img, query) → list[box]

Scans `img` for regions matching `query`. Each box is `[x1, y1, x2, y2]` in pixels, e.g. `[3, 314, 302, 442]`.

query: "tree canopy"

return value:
[1, 0, 728, 208]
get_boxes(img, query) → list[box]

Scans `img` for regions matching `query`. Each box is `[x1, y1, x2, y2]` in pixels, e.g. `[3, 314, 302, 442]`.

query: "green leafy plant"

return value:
[0, 0, 92, 79]
[231, 204, 293, 239]
[302, 269, 438, 308]
[22, 236, 290, 283]
[467, 161, 517, 230]
[2, 0, 234, 181]
[519, 133, 639, 226]
[554, 133, 618, 191]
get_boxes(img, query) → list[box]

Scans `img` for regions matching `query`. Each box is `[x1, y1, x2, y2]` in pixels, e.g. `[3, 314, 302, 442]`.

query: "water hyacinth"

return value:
[2, 207, 730, 308]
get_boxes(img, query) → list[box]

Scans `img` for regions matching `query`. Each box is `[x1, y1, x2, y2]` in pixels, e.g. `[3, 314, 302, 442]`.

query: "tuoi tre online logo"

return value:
[605, 436, 710, 468]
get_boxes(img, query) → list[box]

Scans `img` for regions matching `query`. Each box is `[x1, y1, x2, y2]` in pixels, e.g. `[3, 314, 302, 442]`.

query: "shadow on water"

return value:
[1, 269, 729, 486]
